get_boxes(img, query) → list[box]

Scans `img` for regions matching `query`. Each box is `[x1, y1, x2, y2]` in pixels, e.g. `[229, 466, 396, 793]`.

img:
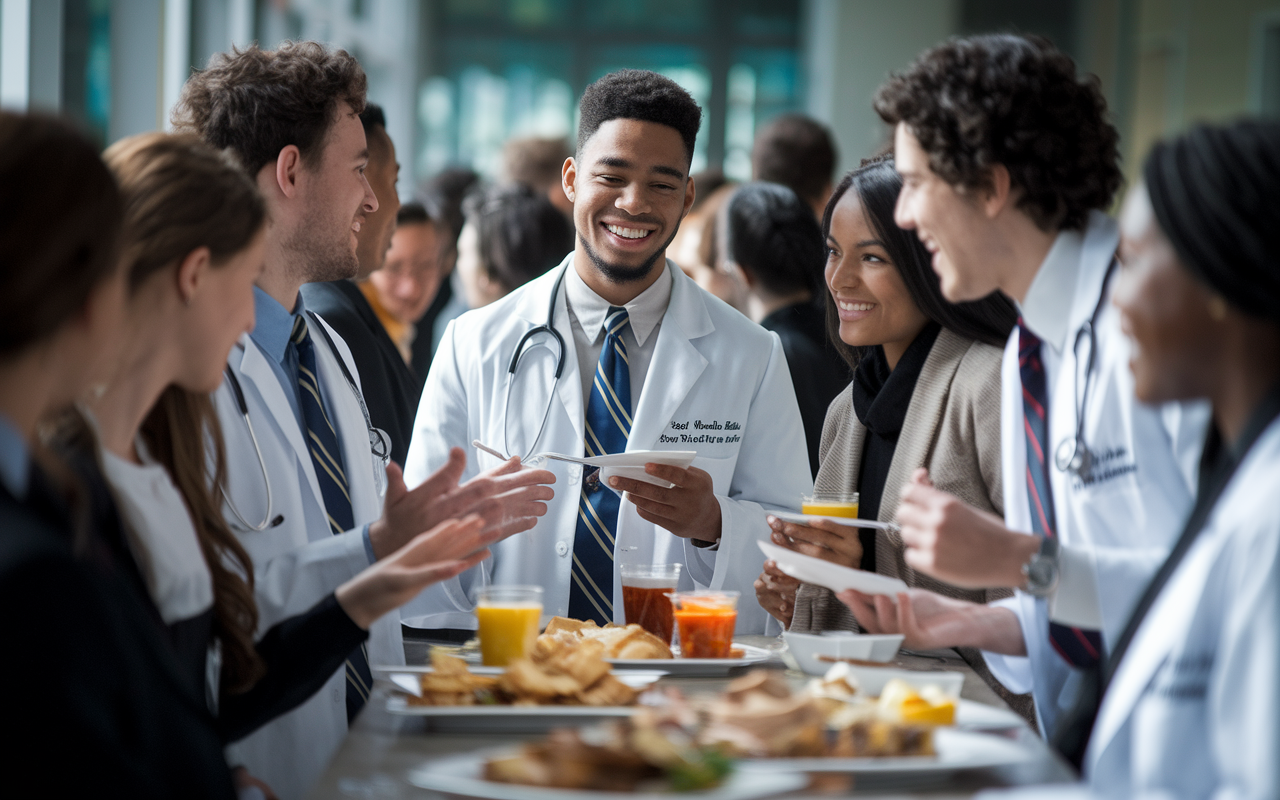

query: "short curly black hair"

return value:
[874, 34, 1121, 231]
[576, 69, 702, 167]
[172, 41, 366, 176]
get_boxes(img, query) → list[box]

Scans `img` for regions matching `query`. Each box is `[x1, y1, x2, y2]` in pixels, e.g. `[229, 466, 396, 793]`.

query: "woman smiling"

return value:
[753, 155, 1025, 712]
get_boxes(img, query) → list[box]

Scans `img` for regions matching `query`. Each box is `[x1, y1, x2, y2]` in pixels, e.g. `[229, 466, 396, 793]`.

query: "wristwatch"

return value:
[1021, 536, 1061, 597]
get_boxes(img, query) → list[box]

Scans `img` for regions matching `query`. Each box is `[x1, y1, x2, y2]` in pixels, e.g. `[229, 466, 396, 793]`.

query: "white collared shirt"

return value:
[1017, 225, 1086, 401]
[564, 258, 674, 412]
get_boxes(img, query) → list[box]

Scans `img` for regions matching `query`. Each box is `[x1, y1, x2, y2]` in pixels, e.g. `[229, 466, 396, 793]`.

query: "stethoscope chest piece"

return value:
[1055, 436, 1092, 481]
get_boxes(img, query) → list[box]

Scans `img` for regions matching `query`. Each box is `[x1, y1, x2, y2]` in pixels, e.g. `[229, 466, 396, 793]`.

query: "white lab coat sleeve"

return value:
[684, 334, 810, 628]
[1048, 545, 1166, 644]
[1205, 514, 1280, 800]
[982, 594, 1035, 695]
[402, 319, 491, 617]
[251, 530, 371, 629]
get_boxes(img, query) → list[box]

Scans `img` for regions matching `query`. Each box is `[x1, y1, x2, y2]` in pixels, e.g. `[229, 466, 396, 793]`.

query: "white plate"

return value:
[955, 700, 1026, 730]
[759, 540, 909, 596]
[526, 450, 698, 489]
[407, 751, 807, 800]
[376, 666, 669, 697]
[770, 510, 896, 531]
[607, 644, 774, 676]
[386, 698, 641, 732]
[737, 727, 1036, 774]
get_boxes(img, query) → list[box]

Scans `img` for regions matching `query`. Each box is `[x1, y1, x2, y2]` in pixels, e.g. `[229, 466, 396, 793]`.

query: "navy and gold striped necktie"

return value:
[568, 307, 632, 624]
[290, 315, 373, 720]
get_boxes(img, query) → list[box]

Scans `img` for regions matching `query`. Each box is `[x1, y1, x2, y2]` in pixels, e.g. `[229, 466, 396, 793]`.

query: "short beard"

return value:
[579, 223, 680, 284]
[285, 207, 359, 284]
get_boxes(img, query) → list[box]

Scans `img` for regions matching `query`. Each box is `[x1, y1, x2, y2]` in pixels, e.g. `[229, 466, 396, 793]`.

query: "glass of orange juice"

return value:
[801, 490, 859, 519]
[476, 585, 543, 666]
[667, 591, 738, 658]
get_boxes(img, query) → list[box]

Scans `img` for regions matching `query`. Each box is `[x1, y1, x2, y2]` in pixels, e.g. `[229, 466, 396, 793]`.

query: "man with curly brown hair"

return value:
[835, 34, 1209, 747]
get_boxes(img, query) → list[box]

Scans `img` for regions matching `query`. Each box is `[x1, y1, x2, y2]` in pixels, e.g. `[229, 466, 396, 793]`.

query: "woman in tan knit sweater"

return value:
[753, 156, 1032, 718]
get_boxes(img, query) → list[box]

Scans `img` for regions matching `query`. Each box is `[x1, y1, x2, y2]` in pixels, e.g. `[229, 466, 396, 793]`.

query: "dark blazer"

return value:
[0, 473, 235, 799]
[302, 280, 422, 466]
[761, 302, 852, 477]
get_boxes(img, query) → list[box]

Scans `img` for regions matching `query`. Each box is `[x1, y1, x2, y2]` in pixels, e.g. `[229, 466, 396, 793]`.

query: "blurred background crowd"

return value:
[6, 0, 1276, 457]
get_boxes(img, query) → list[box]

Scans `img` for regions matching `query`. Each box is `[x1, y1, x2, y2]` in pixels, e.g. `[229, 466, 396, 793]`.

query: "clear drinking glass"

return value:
[667, 590, 739, 658]
[476, 585, 543, 666]
[620, 564, 681, 644]
[801, 490, 860, 518]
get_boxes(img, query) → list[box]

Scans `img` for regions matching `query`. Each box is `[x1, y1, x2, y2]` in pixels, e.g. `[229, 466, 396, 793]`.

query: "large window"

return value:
[416, 0, 803, 180]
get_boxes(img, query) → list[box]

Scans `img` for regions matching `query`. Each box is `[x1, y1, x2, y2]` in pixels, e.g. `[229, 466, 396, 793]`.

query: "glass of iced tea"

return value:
[801, 490, 860, 519]
[476, 585, 543, 666]
[667, 590, 739, 658]
[620, 564, 681, 644]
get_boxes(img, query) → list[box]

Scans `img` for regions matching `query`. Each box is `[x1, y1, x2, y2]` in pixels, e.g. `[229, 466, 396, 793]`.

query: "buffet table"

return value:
[306, 635, 1076, 799]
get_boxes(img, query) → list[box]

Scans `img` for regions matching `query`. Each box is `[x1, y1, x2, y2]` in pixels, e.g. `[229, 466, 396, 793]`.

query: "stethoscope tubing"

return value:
[501, 266, 570, 462]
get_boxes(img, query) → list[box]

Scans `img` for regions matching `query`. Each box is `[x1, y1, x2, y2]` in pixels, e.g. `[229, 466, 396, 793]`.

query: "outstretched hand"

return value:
[368, 448, 557, 559]
[337, 514, 492, 629]
[836, 587, 1026, 656]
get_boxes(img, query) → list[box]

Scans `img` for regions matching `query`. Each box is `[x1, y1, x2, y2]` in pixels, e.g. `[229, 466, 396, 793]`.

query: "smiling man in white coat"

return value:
[173, 43, 555, 799]
[403, 69, 811, 634]
[834, 34, 1207, 745]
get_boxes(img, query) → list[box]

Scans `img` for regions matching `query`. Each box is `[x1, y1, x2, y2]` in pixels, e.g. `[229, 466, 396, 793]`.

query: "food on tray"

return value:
[484, 708, 732, 791]
[406, 641, 639, 707]
[700, 672, 827, 757]
[877, 678, 957, 726]
[692, 668, 939, 759]
[541, 616, 674, 659]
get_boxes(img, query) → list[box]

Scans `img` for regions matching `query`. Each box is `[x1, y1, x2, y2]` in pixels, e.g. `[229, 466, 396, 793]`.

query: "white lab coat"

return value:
[982, 212, 1208, 738]
[213, 316, 402, 800]
[401, 260, 812, 634]
[981, 418, 1280, 800]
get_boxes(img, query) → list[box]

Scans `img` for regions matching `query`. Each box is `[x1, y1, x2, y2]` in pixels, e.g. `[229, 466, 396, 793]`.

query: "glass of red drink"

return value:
[620, 563, 681, 644]
[667, 591, 739, 658]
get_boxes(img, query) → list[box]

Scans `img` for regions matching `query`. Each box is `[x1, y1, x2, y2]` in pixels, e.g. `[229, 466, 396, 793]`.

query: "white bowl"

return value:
[783, 630, 903, 674]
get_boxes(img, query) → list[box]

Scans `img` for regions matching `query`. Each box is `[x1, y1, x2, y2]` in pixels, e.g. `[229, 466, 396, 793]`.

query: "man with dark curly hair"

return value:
[173, 42, 555, 798]
[834, 34, 1208, 745]
[404, 70, 810, 635]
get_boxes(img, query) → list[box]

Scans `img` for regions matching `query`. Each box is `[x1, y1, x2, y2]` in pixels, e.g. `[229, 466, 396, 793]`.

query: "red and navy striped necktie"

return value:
[1018, 319, 1103, 669]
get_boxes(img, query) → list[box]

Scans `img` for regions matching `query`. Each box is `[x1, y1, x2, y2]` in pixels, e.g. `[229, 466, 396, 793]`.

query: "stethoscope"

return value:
[222, 312, 392, 532]
[1052, 255, 1119, 481]
[500, 265, 570, 462]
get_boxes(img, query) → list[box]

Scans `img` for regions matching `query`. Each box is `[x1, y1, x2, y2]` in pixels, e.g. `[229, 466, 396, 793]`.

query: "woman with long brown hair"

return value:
[82, 132, 493, 747]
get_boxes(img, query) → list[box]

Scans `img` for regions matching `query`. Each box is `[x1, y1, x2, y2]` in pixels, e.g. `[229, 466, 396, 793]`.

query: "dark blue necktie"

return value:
[1018, 320, 1103, 669]
[291, 315, 372, 720]
[568, 307, 632, 624]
